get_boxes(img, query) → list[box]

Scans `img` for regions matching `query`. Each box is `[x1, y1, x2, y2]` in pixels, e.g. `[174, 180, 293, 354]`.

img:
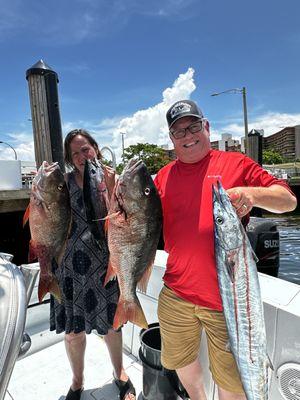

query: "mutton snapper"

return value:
[23, 161, 71, 303]
[213, 181, 269, 400]
[83, 159, 109, 241]
[104, 159, 162, 330]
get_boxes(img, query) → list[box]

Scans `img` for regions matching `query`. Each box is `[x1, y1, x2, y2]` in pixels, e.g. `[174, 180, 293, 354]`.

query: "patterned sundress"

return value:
[50, 171, 119, 334]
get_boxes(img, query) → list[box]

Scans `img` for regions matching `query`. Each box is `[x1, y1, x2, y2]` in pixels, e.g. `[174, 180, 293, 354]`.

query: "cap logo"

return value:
[170, 102, 191, 119]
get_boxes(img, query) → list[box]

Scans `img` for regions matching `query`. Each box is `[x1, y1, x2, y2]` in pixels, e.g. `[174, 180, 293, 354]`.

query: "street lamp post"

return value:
[211, 87, 249, 153]
[0, 141, 18, 160]
[120, 132, 126, 164]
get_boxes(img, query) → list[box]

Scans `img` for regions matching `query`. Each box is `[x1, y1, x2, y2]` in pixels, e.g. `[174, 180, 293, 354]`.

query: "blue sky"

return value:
[0, 0, 300, 162]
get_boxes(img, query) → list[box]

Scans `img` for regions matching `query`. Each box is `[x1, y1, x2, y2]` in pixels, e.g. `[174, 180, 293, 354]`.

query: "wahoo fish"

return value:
[83, 159, 109, 241]
[213, 181, 269, 400]
[23, 161, 71, 303]
[104, 159, 162, 330]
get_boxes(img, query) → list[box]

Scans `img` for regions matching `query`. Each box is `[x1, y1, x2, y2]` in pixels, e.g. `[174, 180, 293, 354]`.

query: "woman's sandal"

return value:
[114, 377, 136, 400]
[65, 387, 83, 400]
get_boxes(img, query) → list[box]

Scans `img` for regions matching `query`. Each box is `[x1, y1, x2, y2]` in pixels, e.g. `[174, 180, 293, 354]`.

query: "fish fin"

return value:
[113, 297, 148, 330]
[104, 261, 117, 286]
[137, 262, 154, 293]
[28, 240, 37, 263]
[103, 211, 122, 234]
[106, 211, 122, 219]
[38, 276, 62, 303]
[251, 246, 259, 263]
[104, 218, 109, 234]
[23, 204, 30, 227]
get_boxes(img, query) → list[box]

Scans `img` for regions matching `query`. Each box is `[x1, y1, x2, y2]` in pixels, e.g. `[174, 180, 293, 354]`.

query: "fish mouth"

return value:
[213, 181, 243, 250]
[118, 159, 144, 188]
[114, 159, 144, 212]
[32, 161, 61, 199]
[213, 181, 225, 206]
[84, 158, 103, 179]
[122, 158, 143, 174]
[213, 180, 233, 209]
[42, 161, 60, 175]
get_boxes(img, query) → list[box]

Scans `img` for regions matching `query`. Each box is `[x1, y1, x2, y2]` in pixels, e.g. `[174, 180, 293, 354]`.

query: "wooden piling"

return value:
[247, 129, 263, 165]
[26, 60, 65, 171]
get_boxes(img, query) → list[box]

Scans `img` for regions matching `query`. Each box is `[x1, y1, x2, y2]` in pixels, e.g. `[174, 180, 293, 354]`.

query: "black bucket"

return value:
[139, 323, 189, 400]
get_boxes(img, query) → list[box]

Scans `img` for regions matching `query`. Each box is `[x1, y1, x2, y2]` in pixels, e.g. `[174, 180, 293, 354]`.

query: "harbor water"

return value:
[270, 215, 300, 285]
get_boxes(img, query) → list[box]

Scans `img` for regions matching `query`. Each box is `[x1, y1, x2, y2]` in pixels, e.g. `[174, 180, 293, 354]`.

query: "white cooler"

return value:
[0, 160, 22, 190]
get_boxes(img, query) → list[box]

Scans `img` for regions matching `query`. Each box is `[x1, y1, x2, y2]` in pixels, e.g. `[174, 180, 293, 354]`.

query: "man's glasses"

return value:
[170, 119, 206, 140]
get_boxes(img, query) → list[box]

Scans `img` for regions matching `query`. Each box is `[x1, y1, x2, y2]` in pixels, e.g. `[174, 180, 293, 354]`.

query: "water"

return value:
[268, 215, 300, 285]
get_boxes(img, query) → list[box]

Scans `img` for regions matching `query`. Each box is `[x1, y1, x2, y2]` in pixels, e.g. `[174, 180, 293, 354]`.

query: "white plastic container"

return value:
[0, 160, 22, 190]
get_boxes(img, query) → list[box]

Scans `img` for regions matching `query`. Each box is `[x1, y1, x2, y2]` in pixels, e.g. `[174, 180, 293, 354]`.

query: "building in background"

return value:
[161, 125, 300, 162]
[211, 133, 242, 152]
[210, 125, 300, 162]
[263, 125, 300, 161]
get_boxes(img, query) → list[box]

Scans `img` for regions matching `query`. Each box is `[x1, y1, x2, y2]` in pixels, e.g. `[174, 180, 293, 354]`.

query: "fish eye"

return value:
[57, 184, 64, 191]
[144, 187, 151, 196]
[216, 216, 223, 225]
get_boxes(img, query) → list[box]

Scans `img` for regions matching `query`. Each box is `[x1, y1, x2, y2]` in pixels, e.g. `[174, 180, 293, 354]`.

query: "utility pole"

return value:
[211, 87, 249, 154]
[242, 87, 249, 151]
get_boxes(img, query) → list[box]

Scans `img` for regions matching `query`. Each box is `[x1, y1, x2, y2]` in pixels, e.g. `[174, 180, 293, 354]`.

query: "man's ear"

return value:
[204, 120, 210, 135]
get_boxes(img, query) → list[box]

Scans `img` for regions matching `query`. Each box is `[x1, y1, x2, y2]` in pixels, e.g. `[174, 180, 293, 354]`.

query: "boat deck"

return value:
[3, 251, 300, 400]
[6, 332, 143, 400]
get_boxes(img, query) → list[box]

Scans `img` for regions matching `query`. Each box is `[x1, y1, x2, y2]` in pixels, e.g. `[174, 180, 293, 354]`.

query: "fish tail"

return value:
[38, 276, 62, 303]
[113, 297, 148, 330]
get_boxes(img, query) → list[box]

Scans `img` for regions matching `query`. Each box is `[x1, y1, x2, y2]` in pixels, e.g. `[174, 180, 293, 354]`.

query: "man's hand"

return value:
[226, 187, 254, 218]
[226, 184, 296, 215]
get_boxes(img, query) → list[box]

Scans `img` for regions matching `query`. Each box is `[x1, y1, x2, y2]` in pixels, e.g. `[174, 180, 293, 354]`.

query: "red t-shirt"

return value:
[154, 149, 294, 311]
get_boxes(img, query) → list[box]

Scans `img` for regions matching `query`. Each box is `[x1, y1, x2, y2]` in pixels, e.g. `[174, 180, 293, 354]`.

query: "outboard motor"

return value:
[246, 217, 280, 277]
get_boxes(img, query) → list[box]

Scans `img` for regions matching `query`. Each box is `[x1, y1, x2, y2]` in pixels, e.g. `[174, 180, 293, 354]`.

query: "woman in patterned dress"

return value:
[50, 129, 136, 400]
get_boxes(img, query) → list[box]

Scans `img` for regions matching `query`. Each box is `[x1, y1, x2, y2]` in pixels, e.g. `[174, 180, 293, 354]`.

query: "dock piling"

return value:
[26, 60, 65, 171]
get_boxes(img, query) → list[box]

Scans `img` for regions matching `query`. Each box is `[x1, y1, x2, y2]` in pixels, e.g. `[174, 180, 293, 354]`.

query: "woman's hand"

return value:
[103, 165, 116, 199]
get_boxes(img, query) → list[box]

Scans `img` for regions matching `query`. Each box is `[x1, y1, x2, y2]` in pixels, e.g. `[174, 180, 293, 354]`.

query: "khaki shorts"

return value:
[158, 286, 244, 394]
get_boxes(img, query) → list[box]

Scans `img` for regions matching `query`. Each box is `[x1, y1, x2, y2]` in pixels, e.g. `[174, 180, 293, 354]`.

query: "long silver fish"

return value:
[213, 181, 269, 400]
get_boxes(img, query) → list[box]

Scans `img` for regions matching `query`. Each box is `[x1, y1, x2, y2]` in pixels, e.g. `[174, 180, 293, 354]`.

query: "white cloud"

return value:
[250, 112, 300, 136]
[2, 70, 299, 165]
[0, 132, 34, 161]
[107, 68, 196, 161]
[62, 68, 196, 163]
[216, 112, 300, 141]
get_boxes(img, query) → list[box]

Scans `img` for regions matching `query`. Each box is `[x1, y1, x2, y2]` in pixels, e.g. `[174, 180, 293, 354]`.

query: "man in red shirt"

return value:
[154, 99, 296, 400]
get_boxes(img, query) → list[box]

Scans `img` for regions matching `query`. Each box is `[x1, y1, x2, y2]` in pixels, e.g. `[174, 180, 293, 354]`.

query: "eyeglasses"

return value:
[170, 119, 206, 139]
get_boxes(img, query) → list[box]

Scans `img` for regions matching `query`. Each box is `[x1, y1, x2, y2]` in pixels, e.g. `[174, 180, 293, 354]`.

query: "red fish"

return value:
[23, 161, 71, 302]
[104, 159, 162, 329]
